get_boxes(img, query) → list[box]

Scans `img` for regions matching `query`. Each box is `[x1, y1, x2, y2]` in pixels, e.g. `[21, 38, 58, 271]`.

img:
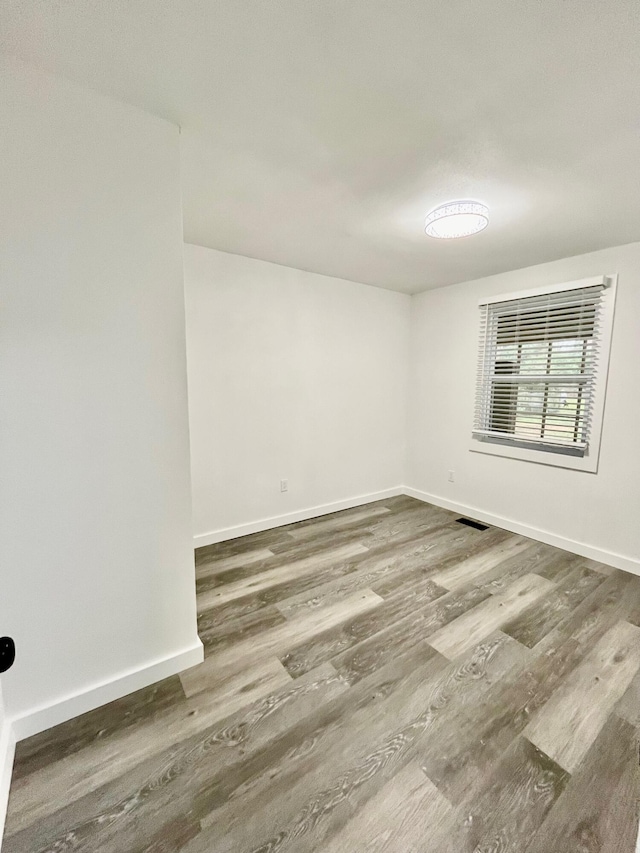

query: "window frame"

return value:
[469, 274, 618, 473]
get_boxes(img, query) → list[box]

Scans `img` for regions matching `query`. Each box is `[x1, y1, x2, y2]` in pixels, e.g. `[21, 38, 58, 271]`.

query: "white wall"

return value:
[0, 58, 201, 735]
[184, 245, 410, 543]
[407, 241, 640, 570]
[0, 681, 15, 842]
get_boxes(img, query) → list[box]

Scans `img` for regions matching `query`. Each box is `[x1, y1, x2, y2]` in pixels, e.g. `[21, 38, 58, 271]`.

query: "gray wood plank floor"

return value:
[4, 496, 640, 852]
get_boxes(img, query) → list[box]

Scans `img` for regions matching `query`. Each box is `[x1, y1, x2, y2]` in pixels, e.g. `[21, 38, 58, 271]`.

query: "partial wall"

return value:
[185, 245, 410, 543]
[0, 58, 202, 743]
[406, 242, 640, 573]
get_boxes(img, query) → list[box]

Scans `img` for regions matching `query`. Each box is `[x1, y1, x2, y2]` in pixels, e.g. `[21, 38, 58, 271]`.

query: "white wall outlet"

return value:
[280, 479, 288, 493]
[448, 469, 455, 483]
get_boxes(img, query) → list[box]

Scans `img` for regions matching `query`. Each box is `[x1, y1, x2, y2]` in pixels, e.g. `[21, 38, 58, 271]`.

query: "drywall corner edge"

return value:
[10, 640, 204, 743]
[0, 719, 16, 848]
[404, 486, 640, 576]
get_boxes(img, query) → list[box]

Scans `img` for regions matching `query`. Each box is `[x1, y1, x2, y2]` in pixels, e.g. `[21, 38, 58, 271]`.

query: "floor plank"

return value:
[429, 535, 531, 590]
[10, 676, 186, 783]
[180, 588, 384, 696]
[5, 662, 350, 850]
[329, 585, 492, 685]
[524, 619, 640, 772]
[179, 653, 292, 707]
[412, 569, 640, 806]
[194, 527, 294, 564]
[194, 632, 528, 853]
[280, 578, 447, 678]
[198, 604, 287, 656]
[615, 667, 640, 727]
[431, 736, 570, 853]
[426, 572, 555, 660]
[197, 541, 369, 609]
[273, 528, 461, 620]
[318, 761, 454, 853]
[527, 711, 639, 853]
[502, 564, 606, 648]
[195, 546, 275, 579]
[285, 505, 392, 540]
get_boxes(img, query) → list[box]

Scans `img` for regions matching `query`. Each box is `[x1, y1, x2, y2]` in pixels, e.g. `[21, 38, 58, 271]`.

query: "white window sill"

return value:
[469, 436, 599, 473]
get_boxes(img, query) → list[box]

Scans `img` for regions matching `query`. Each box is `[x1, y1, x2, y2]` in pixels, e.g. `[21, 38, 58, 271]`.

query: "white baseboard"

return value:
[0, 721, 16, 849]
[404, 486, 640, 576]
[194, 484, 639, 575]
[11, 639, 204, 742]
[194, 487, 405, 547]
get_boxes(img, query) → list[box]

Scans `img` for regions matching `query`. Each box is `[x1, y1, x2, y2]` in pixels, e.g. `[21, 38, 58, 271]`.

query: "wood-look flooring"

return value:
[4, 496, 640, 852]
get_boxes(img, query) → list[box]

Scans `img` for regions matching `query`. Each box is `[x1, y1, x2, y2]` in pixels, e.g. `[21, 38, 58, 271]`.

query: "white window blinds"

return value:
[473, 280, 608, 457]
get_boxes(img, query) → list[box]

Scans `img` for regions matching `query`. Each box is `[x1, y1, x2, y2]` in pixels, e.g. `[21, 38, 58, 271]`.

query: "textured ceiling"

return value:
[2, 1, 640, 293]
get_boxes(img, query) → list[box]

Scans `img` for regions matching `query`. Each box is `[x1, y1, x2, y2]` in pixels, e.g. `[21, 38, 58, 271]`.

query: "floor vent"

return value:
[456, 517, 489, 531]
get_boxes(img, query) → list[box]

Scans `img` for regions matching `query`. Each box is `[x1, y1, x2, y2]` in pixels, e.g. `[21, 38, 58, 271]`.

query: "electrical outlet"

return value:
[448, 470, 455, 483]
[280, 479, 288, 493]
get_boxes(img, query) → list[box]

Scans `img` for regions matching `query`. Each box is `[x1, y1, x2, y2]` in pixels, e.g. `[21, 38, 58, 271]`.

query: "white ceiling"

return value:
[2, 1, 640, 293]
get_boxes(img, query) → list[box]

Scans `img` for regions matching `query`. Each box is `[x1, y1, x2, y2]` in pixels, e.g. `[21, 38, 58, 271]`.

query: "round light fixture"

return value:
[425, 200, 489, 239]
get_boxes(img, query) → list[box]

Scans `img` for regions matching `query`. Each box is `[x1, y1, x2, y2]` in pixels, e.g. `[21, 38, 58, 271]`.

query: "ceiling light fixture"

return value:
[425, 200, 489, 239]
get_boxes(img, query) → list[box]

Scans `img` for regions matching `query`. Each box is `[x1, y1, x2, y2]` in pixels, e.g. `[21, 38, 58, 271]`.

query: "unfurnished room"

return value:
[1, 2, 640, 851]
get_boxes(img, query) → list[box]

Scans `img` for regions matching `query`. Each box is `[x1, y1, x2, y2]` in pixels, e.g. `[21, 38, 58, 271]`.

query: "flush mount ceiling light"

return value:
[425, 200, 489, 239]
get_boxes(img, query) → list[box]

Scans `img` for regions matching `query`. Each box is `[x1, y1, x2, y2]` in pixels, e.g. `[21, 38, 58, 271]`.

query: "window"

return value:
[471, 275, 617, 472]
